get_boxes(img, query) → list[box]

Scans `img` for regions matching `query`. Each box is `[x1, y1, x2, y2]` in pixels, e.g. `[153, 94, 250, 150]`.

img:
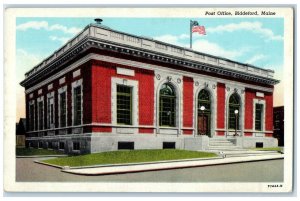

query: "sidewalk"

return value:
[42, 153, 283, 176]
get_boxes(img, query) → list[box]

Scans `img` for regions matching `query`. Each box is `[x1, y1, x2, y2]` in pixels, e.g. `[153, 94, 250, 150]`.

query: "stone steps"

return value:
[208, 138, 239, 151]
[207, 138, 282, 158]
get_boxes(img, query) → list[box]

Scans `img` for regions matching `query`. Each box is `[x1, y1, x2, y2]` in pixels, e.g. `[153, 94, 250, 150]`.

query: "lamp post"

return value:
[234, 109, 239, 136]
[200, 106, 205, 135]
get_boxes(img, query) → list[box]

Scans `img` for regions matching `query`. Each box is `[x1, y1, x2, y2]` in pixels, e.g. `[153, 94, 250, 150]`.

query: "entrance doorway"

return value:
[198, 89, 211, 137]
[198, 114, 210, 136]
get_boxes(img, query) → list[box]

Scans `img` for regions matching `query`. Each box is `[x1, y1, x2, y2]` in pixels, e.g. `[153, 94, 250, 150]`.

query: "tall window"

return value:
[255, 104, 263, 131]
[159, 83, 176, 127]
[228, 93, 240, 130]
[38, 101, 43, 130]
[73, 86, 82, 125]
[60, 92, 67, 127]
[29, 103, 35, 131]
[47, 97, 54, 129]
[117, 85, 132, 125]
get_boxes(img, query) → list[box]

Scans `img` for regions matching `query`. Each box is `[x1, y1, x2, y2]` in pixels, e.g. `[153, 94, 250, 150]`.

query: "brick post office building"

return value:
[20, 22, 279, 154]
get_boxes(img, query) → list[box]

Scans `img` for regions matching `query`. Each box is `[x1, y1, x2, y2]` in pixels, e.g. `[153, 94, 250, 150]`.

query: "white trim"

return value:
[47, 92, 55, 129]
[59, 77, 66, 85]
[25, 54, 274, 94]
[47, 83, 53, 90]
[73, 69, 81, 78]
[38, 89, 43, 95]
[252, 99, 266, 135]
[111, 77, 139, 134]
[72, 79, 83, 126]
[58, 86, 68, 128]
[116, 67, 135, 76]
[244, 130, 273, 133]
[37, 96, 44, 130]
[256, 92, 265, 97]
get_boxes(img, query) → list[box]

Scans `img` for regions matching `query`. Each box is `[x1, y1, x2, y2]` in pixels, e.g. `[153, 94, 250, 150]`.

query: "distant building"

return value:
[273, 106, 284, 146]
[16, 118, 26, 147]
[20, 21, 279, 154]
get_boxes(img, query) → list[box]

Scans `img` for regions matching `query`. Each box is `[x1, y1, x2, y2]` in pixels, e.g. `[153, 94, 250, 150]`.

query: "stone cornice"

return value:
[20, 25, 280, 87]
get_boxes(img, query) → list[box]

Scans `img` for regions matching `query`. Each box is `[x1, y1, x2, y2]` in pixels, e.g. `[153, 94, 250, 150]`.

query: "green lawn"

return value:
[43, 149, 217, 167]
[252, 147, 283, 152]
[16, 148, 65, 156]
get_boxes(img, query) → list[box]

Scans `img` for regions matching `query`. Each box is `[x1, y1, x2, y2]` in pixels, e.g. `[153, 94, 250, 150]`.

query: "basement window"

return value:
[59, 142, 65, 150]
[163, 142, 176, 149]
[73, 142, 80, 151]
[118, 142, 134, 150]
[256, 142, 264, 148]
[48, 142, 53, 149]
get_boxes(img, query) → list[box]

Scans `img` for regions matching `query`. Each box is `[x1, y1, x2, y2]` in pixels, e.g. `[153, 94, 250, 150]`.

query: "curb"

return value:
[61, 154, 284, 176]
[69, 156, 224, 170]
[16, 155, 68, 158]
[34, 160, 63, 169]
[35, 156, 223, 170]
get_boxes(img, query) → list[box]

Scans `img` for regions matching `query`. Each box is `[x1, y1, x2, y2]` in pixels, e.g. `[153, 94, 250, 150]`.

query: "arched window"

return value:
[198, 89, 211, 136]
[159, 83, 176, 127]
[228, 93, 240, 130]
[198, 89, 211, 112]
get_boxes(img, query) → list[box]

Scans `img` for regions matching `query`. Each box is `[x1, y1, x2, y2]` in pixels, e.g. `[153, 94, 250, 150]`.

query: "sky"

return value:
[16, 17, 284, 122]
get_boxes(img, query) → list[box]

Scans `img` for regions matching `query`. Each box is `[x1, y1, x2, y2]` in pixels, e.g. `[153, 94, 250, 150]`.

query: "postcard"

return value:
[4, 7, 294, 192]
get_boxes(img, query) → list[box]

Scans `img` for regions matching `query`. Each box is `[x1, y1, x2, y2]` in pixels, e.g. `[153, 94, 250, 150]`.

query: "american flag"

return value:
[192, 25, 206, 35]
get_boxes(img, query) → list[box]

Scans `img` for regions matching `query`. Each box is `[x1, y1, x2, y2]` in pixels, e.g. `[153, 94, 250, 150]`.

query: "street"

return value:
[16, 157, 283, 182]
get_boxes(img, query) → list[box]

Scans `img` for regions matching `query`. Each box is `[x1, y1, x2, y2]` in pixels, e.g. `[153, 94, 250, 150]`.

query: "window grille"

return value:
[117, 85, 132, 125]
[73, 86, 82, 125]
[159, 83, 176, 127]
[228, 93, 240, 130]
[255, 104, 263, 131]
[60, 92, 67, 127]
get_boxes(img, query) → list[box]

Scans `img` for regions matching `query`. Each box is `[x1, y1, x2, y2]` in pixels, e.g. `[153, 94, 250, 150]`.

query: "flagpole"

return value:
[190, 20, 192, 49]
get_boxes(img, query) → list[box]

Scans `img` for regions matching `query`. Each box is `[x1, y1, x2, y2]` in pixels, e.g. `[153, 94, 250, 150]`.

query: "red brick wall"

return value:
[244, 90, 255, 130]
[265, 93, 274, 132]
[136, 69, 154, 133]
[91, 62, 113, 126]
[82, 65, 92, 124]
[91, 60, 155, 134]
[183, 76, 194, 135]
[217, 83, 225, 136]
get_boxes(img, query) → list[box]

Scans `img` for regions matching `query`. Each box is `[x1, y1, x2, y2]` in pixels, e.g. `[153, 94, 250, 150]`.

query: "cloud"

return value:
[49, 35, 70, 44]
[16, 49, 43, 70]
[207, 22, 283, 41]
[154, 34, 246, 60]
[16, 21, 48, 31]
[245, 54, 267, 64]
[192, 39, 244, 59]
[16, 21, 81, 35]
